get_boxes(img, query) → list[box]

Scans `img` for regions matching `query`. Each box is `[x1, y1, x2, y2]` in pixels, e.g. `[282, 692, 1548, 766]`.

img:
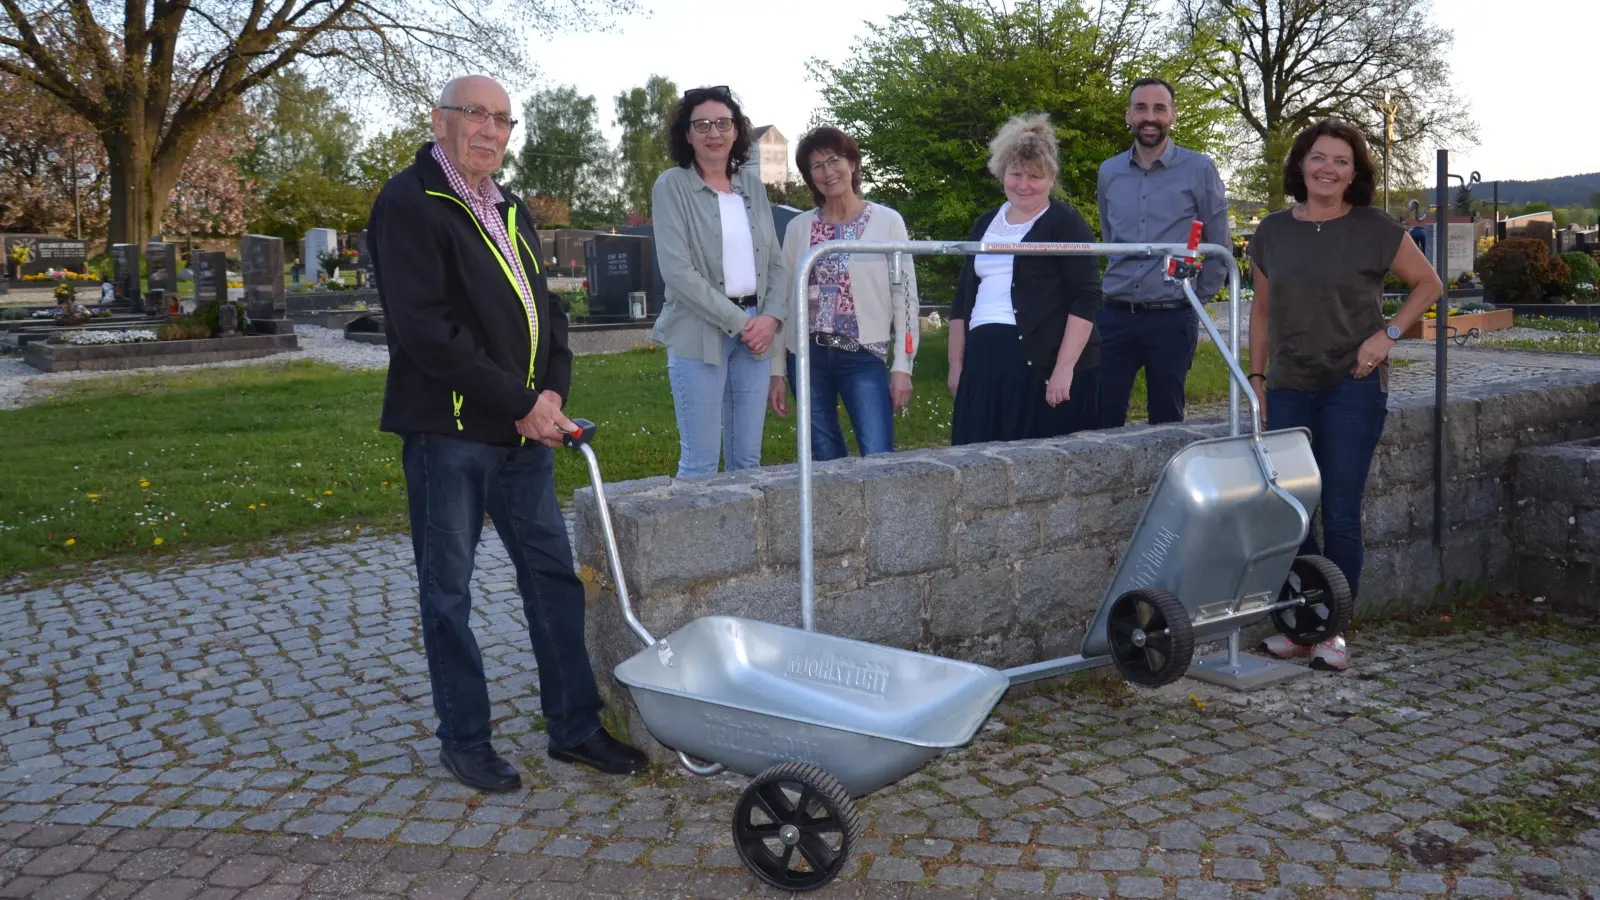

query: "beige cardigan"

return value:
[774, 202, 921, 376]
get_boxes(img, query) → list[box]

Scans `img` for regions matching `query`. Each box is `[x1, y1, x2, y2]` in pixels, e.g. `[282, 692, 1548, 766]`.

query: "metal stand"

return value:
[1186, 632, 1313, 690]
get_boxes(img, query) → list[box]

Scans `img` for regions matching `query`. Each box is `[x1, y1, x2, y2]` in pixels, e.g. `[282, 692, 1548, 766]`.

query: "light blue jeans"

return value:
[667, 309, 769, 478]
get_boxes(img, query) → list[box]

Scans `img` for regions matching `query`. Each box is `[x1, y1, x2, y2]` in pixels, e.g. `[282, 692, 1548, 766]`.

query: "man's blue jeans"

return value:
[785, 342, 895, 460]
[1266, 371, 1389, 600]
[1096, 305, 1199, 427]
[401, 432, 603, 751]
[666, 309, 768, 478]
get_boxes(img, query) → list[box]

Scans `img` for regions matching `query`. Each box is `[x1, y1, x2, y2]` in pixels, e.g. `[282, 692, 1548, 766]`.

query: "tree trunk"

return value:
[1262, 129, 1293, 211]
[105, 125, 149, 251]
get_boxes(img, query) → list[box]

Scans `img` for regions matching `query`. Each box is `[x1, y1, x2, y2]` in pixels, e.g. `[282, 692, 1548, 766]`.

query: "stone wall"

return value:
[1513, 437, 1600, 608]
[573, 372, 1600, 757]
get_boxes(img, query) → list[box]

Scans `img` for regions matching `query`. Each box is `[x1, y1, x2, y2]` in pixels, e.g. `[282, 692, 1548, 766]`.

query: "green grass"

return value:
[1494, 315, 1600, 354]
[0, 331, 1242, 579]
[1454, 763, 1600, 847]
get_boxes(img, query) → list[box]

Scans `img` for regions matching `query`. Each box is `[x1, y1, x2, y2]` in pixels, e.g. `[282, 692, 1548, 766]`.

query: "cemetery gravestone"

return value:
[302, 228, 339, 280]
[145, 241, 179, 314]
[111, 244, 142, 312]
[583, 234, 654, 321]
[3, 235, 89, 278]
[241, 234, 291, 334]
[358, 230, 375, 289]
[194, 251, 228, 306]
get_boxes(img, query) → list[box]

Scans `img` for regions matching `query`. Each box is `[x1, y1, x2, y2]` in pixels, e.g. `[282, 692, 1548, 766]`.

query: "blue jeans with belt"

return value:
[785, 338, 895, 460]
[1266, 371, 1389, 600]
[401, 432, 603, 751]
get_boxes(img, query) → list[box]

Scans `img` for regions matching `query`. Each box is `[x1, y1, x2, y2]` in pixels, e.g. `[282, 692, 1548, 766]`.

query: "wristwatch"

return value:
[1385, 324, 1402, 341]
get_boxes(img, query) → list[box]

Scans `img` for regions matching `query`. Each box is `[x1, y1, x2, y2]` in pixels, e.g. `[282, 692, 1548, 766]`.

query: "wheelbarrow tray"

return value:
[614, 615, 1011, 797]
[1080, 428, 1322, 658]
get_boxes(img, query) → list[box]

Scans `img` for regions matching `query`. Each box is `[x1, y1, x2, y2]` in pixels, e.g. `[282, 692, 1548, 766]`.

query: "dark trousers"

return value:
[1266, 372, 1389, 600]
[401, 432, 603, 751]
[786, 342, 895, 461]
[1096, 305, 1198, 428]
[952, 323, 1100, 445]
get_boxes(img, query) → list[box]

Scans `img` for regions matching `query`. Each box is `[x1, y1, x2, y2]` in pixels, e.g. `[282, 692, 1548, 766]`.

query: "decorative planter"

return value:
[1401, 308, 1514, 341]
[24, 333, 298, 373]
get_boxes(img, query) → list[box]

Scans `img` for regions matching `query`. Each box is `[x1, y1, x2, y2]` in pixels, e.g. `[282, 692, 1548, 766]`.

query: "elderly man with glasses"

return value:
[368, 74, 647, 792]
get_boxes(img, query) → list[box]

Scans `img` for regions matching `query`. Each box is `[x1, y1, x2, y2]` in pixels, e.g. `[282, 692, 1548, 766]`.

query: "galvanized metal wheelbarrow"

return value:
[559, 225, 1353, 892]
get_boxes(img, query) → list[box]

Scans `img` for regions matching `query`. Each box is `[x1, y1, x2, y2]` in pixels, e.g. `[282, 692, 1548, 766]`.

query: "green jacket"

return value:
[648, 163, 789, 364]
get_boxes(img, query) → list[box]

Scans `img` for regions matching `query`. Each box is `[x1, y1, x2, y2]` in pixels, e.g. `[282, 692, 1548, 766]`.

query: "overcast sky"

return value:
[513, 0, 1594, 188]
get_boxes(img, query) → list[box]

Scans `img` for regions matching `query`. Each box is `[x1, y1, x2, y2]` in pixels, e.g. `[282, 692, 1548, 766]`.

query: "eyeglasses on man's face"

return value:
[438, 104, 518, 132]
[690, 117, 735, 134]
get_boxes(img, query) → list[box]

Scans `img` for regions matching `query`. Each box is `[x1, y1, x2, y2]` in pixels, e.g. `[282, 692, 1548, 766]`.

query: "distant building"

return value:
[751, 126, 789, 188]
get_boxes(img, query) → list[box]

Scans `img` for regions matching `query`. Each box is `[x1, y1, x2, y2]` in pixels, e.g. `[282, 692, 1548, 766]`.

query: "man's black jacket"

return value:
[370, 144, 572, 446]
[951, 198, 1103, 374]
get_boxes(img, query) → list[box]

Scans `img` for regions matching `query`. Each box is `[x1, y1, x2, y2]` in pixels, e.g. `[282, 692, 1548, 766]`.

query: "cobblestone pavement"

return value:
[4, 536, 1599, 898]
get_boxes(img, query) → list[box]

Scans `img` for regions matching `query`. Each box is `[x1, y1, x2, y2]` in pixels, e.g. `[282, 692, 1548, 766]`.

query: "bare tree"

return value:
[0, 0, 637, 249]
[1175, 0, 1477, 210]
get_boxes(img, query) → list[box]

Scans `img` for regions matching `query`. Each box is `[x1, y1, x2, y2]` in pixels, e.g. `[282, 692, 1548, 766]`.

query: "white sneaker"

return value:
[1257, 634, 1312, 659]
[1310, 635, 1350, 672]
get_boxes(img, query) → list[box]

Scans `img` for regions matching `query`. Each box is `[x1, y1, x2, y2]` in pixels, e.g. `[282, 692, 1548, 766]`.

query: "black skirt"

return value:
[952, 323, 1100, 445]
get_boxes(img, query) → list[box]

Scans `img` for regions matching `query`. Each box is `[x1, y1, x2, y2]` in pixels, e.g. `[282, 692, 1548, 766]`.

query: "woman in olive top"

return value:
[650, 85, 788, 477]
[1248, 118, 1441, 671]
[948, 113, 1102, 444]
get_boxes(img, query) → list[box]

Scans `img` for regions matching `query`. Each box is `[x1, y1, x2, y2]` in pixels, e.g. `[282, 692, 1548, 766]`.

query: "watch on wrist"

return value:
[1385, 324, 1402, 341]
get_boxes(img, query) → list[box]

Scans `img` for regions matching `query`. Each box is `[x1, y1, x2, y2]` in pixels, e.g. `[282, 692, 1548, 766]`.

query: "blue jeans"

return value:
[1096, 305, 1199, 427]
[1267, 372, 1389, 600]
[667, 309, 769, 478]
[785, 342, 895, 460]
[401, 433, 602, 751]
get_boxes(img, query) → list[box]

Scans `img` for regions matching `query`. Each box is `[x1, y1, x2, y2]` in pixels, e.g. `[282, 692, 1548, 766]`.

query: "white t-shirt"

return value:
[969, 202, 1048, 329]
[718, 191, 759, 298]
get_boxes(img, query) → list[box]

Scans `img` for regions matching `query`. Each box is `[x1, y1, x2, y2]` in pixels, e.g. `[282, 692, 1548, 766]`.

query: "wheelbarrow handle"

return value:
[561, 424, 657, 649]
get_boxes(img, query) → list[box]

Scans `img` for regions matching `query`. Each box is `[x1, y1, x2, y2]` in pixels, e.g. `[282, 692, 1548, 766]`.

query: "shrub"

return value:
[158, 319, 212, 341]
[1383, 271, 1408, 292]
[1558, 251, 1600, 297]
[1479, 238, 1569, 304]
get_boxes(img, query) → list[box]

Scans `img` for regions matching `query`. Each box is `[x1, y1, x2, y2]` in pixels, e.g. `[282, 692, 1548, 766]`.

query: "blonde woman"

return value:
[948, 114, 1102, 444]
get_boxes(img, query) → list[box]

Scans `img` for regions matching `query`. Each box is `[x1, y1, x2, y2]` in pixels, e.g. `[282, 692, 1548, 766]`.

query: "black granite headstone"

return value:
[4, 236, 89, 277]
[241, 234, 289, 332]
[111, 244, 142, 311]
[145, 242, 179, 295]
[194, 251, 228, 306]
[583, 234, 653, 321]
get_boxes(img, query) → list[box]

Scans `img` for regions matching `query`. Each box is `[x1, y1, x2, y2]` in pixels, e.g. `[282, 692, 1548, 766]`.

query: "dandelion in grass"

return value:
[153, 537, 164, 546]
[65, 538, 75, 546]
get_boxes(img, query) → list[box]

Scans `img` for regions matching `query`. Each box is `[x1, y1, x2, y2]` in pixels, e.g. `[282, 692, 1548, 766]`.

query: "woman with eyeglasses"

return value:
[649, 85, 789, 477]
[766, 126, 920, 460]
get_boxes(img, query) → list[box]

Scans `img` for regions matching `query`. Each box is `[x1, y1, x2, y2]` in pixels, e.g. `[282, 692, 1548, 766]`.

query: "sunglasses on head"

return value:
[684, 85, 731, 101]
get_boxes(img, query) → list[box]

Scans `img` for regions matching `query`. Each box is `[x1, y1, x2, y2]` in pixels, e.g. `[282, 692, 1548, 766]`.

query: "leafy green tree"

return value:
[766, 178, 816, 210]
[241, 72, 370, 245]
[811, 0, 1222, 247]
[614, 75, 679, 219]
[510, 85, 620, 226]
[1176, 0, 1477, 209]
[355, 121, 433, 192]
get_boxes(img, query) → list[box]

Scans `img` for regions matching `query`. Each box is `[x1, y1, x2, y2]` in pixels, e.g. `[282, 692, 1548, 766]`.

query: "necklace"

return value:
[1301, 203, 1347, 233]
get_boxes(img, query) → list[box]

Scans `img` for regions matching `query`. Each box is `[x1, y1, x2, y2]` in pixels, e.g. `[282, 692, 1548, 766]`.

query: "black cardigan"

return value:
[950, 198, 1102, 374]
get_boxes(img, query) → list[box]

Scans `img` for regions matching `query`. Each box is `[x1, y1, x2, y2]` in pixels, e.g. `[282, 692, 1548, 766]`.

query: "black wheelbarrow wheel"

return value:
[1107, 588, 1194, 687]
[732, 761, 861, 892]
[1271, 554, 1353, 646]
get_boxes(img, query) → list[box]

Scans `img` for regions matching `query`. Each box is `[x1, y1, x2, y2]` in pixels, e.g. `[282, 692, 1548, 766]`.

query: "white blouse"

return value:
[970, 202, 1047, 328]
[718, 191, 759, 298]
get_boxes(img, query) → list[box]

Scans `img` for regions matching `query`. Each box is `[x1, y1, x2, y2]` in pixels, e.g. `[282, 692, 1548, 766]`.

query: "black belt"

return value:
[812, 332, 863, 353]
[1103, 299, 1188, 313]
[731, 294, 758, 308]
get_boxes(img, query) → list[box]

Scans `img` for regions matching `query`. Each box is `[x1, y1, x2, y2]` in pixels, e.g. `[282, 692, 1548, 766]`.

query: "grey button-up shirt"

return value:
[1097, 140, 1231, 305]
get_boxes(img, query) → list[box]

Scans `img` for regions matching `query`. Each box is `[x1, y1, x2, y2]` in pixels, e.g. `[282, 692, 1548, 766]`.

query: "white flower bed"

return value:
[62, 329, 159, 345]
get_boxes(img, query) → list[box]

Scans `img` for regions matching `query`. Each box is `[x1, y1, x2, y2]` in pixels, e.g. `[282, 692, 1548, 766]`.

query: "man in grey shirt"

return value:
[1096, 77, 1231, 427]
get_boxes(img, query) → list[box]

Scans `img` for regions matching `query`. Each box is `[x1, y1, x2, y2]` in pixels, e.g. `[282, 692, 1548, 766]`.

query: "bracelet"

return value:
[1248, 373, 1265, 381]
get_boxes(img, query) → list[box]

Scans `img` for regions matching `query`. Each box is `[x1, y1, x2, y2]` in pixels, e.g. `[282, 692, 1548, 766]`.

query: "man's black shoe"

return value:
[439, 744, 522, 793]
[548, 728, 648, 775]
